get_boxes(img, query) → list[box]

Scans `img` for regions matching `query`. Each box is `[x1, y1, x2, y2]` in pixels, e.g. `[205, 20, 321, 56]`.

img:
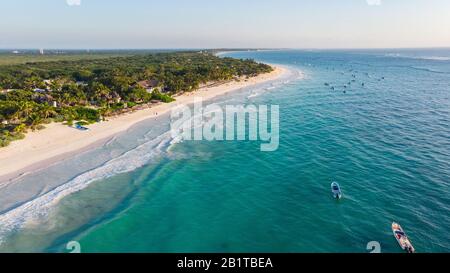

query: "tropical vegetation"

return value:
[0, 51, 272, 147]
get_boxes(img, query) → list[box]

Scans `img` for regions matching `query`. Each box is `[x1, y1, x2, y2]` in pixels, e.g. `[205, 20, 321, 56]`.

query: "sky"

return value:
[1, 0, 449, 49]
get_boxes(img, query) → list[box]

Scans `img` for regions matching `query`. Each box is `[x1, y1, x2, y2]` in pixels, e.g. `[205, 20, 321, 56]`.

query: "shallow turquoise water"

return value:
[1, 50, 449, 253]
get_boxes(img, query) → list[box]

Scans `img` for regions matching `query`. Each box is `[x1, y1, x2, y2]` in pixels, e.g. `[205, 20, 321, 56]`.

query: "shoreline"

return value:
[0, 66, 287, 183]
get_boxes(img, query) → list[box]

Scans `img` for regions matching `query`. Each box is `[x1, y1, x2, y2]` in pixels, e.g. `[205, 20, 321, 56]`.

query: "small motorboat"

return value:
[331, 182, 342, 199]
[392, 222, 415, 253]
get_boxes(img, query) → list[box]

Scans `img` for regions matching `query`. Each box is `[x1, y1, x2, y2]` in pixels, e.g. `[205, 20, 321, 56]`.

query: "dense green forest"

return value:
[0, 52, 272, 147]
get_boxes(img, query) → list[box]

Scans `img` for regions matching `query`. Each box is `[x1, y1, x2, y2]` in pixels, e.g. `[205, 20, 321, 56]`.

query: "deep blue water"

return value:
[1, 49, 449, 253]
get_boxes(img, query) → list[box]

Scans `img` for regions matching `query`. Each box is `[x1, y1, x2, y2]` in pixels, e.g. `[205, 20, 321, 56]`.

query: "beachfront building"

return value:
[33, 88, 47, 93]
[138, 79, 160, 93]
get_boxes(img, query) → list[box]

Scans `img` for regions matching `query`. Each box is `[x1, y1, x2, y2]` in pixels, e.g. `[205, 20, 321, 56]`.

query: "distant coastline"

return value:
[214, 48, 284, 57]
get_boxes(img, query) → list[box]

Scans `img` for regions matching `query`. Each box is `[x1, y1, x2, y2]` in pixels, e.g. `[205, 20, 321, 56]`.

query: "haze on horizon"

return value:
[1, 0, 449, 49]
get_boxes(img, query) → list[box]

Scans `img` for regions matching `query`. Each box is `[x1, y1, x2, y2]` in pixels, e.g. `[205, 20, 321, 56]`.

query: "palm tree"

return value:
[38, 103, 56, 119]
[17, 101, 34, 121]
[27, 113, 42, 129]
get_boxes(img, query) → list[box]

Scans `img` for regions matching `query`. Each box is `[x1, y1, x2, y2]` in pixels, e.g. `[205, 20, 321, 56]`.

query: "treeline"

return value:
[0, 52, 272, 147]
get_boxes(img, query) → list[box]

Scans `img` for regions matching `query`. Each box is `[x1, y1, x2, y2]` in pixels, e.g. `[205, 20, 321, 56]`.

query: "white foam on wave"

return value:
[385, 53, 450, 61]
[168, 104, 225, 148]
[0, 106, 203, 244]
[0, 65, 302, 245]
[416, 56, 450, 61]
[0, 130, 173, 245]
[247, 87, 266, 99]
[246, 67, 303, 99]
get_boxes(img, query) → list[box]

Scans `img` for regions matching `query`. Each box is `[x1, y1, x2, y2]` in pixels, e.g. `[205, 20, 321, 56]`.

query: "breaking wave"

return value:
[385, 53, 450, 61]
[247, 68, 304, 99]
[0, 64, 299, 246]
[0, 130, 174, 245]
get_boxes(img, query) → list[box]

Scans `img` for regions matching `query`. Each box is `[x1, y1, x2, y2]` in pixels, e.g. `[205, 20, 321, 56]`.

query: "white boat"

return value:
[392, 222, 415, 253]
[331, 182, 342, 199]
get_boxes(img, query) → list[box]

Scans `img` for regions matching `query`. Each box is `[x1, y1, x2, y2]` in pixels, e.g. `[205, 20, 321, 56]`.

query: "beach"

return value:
[0, 49, 449, 253]
[0, 66, 286, 183]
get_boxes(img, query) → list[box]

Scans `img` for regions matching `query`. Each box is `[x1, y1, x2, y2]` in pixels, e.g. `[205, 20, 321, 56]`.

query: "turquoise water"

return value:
[1, 50, 449, 253]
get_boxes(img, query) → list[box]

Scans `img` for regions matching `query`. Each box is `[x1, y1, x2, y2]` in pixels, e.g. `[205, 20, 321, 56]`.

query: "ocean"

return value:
[0, 49, 449, 253]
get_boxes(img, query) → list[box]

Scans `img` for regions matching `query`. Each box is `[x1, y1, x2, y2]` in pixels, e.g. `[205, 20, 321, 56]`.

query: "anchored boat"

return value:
[331, 182, 342, 199]
[392, 222, 415, 253]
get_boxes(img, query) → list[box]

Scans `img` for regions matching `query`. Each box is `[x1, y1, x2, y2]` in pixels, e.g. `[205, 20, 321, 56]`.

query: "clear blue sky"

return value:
[1, 0, 449, 49]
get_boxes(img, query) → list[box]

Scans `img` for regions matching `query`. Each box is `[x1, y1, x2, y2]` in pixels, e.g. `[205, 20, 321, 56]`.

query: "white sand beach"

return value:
[0, 66, 286, 182]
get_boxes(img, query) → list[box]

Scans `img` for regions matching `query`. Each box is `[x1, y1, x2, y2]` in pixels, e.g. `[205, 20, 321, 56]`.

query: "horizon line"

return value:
[1, 46, 450, 51]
